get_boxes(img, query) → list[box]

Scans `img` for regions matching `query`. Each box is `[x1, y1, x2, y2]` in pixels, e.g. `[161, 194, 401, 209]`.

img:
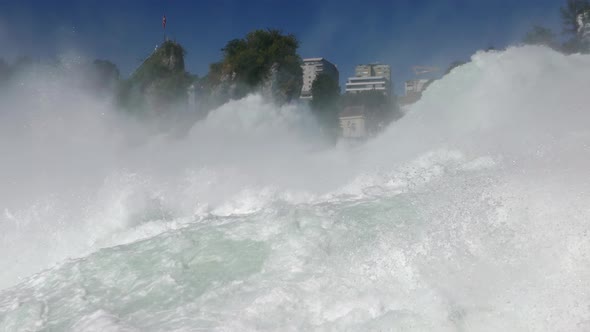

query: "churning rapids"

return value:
[1, 47, 590, 331]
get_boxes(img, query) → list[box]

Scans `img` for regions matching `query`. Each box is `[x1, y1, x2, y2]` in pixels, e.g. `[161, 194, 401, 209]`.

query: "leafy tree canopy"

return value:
[131, 41, 187, 85]
[210, 29, 303, 98]
[309, 73, 341, 131]
[561, 0, 590, 35]
[119, 40, 193, 110]
[310, 74, 340, 111]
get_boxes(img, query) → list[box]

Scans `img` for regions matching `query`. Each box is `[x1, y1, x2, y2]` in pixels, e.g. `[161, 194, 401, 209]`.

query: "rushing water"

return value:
[1, 46, 590, 331]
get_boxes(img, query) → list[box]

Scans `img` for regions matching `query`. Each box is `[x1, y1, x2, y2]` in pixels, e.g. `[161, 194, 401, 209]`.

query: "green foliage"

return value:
[559, 0, 590, 53]
[149, 72, 193, 102]
[561, 0, 590, 35]
[206, 62, 224, 85]
[559, 1, 588, 52]
[213, 29, 303, 100]
[523, 26, 557, 48]
[224, 29, 299, 83]
[310, 73, 341, 131]
[131, 41, 186, 85]
[310, 74, 340, 111]
[119, 40, 192, 111]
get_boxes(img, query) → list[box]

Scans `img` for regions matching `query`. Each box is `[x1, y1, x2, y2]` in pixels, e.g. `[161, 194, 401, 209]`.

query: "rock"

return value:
[261, 62, 303, 105]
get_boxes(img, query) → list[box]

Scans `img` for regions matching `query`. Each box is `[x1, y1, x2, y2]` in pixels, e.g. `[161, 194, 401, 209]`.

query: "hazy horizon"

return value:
[0, 0, 563, 93]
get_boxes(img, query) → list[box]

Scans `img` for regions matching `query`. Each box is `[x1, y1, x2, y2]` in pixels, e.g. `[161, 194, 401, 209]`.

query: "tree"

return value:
[118, 40, 193, 112]
[209, 29, 303, 103]
[310, 74, 340, 111]
[560, 0, 590, 53]
[310, 73, 340, 130]
[522, 25, 557, 48]
[561, 0, 590, 35]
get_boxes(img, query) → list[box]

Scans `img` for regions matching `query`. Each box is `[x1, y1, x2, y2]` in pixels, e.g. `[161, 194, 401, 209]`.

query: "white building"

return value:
[345, 63, 392, 95]
[345, 76, 391, 94]
[300, 58, 339, 99]
[340, 106, 367, 139]
[355, 64, 391, 81]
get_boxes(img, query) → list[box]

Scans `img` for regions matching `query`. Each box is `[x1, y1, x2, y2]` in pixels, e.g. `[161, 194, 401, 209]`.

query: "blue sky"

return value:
[0, 0, 564, 93]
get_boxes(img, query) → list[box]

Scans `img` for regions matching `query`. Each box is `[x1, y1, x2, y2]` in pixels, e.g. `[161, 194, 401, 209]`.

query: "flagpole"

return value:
[162, 14, 167, 42]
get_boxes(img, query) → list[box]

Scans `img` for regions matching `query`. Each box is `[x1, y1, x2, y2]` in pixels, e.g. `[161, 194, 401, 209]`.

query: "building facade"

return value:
[300, 58, 339, 99]
[339, 106, 367, 139]
[345, 76, 391, 94]
[372, 64, 391, 81]
[345, 63, 392, 95]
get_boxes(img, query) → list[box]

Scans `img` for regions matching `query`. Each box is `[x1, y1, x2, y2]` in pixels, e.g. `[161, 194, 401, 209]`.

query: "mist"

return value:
[0, 59, 350, 290]
[1, 11, 590, 329]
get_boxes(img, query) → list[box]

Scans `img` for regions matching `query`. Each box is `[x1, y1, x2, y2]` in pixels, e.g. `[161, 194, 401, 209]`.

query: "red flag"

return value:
[162, 15, 167, 29]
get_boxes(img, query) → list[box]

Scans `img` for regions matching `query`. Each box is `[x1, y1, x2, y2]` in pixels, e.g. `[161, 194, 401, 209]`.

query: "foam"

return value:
[1, 46, 590, 330]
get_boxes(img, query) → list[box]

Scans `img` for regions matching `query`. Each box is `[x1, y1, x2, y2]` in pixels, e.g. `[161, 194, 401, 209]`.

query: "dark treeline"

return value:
[2, 0, 587, 139]
[521, 0, 590, 52]
[0, 29, 399, 140]
[203, 29, 303, 105]
[310, 74, 400, 139]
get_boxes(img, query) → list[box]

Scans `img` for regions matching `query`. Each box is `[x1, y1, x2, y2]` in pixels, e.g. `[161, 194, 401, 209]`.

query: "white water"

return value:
[1, 46, 589, 331]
